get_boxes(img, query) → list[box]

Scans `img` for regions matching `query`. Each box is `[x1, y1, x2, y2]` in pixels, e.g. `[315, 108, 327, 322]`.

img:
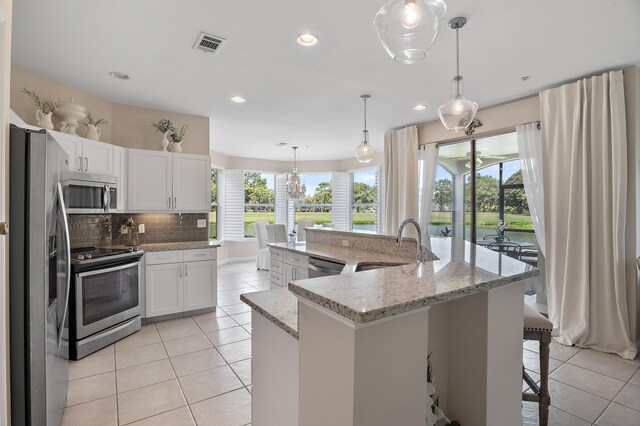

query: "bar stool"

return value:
[523, 303, 552, 426]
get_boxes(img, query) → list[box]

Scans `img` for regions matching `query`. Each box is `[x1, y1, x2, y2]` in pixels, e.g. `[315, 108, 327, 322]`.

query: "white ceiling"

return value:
[11, 0, 640, 161]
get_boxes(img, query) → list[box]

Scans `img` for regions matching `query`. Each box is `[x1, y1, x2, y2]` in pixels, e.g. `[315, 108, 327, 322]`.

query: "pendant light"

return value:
[353, 95, 376, 164]
[374, 0, 447, 64]
[286, 146, 306, 200]
[438, 17, 478, 131]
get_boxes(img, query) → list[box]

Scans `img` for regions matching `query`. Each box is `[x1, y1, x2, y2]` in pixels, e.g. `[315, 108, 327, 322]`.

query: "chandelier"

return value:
[286, 146, 306, 200]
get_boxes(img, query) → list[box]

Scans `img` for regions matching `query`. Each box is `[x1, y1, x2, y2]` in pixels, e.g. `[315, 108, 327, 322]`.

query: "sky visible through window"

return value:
[299, 173, 332, 196]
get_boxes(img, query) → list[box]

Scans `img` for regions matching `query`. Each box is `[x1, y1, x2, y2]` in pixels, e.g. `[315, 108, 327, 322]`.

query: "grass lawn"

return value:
[209, 211, 377, 239]
[429, 211, 534, 230]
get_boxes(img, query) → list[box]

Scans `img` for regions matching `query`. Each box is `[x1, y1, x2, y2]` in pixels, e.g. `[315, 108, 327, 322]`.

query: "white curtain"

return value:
[516, 123, 545, 256]
[540, 70, 636, 359]
[383, 125, 419, 236]
[418, 143, 439, 241]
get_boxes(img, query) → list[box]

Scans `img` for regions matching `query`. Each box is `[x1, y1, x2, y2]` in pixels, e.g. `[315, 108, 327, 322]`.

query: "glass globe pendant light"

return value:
[353, 95, 376, 164]
[438, 17, 478, 131]
[374, 0, 447, 64]
[286, 146, 306, 200]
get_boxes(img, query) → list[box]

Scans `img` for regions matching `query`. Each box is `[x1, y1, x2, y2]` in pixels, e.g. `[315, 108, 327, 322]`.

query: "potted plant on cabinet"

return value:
[20, 88, 55, 130]
[151, 118, 174, 152]
[169, 124, 188, 153]
[83, 111, 110, 141]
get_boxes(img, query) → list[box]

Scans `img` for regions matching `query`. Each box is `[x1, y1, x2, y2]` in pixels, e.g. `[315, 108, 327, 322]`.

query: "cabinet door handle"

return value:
[168, 197, 171, 209]
[185, 264, 188, 276]
[179, 264, 183, 277]
[84, 157, 88, 171]
[174, 197, 177, 209]
[77, 156, 82, 171]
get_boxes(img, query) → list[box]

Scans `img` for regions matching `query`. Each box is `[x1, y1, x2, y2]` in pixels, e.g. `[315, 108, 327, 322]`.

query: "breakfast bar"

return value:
[242, 229, 538, 426]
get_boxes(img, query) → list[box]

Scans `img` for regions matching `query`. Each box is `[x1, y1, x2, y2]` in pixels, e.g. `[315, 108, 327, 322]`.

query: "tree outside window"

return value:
[244, 172, 275, 238]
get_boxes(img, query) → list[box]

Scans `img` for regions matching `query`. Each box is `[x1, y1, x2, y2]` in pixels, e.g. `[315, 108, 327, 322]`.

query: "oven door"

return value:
[75, 261, 141, 339]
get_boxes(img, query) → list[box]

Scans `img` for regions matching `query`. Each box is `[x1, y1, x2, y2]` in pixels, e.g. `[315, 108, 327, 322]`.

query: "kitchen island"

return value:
[242, 229, 538, 426]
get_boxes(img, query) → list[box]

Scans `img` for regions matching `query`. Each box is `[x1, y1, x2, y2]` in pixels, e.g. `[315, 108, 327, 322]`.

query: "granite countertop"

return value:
[267, 241, 417, 273]
[288, 237, 538, 324]
[240, 289, 299, 339]
[100, 241, 221, 252]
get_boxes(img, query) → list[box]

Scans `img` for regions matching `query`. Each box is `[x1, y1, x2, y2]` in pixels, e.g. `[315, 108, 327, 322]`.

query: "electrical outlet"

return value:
[342, 239, 349, 247]
[138, 224, 145, 233]
[197, 219, 206, 228]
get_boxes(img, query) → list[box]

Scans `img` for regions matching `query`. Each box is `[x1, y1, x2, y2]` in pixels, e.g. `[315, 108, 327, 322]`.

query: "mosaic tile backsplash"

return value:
[69, 213, 209, 248]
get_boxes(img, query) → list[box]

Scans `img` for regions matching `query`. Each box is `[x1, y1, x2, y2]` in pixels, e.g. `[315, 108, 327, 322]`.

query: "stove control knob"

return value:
[77, 254, 85, 260]
[86, 254, 92, 259]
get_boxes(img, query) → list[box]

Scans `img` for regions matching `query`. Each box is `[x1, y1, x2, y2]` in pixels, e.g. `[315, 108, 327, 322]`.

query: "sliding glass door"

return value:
[429, 132, 538, 250]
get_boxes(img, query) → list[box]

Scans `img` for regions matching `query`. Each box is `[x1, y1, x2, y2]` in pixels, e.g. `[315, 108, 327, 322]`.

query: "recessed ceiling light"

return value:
[521, 76, 531, 81]
[296, 33, 319, 47]
[230, 96, 246, 103]
[108, 71, 130, 80]
[413, 104, 427, 111]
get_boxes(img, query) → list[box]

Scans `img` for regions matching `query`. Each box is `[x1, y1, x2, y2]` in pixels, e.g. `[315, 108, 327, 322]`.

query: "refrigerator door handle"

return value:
[55, 182, 72, 351]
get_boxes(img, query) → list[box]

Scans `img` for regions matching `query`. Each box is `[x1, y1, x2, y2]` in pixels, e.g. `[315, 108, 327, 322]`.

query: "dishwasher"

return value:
[308, 257, 344, 278]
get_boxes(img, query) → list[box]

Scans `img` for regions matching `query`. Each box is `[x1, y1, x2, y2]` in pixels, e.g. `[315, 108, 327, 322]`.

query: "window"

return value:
[210, 167, 218, 240]
[244, 172, 275, 238]
[295, 173, 332, 225]
[351, 168, 379, 232]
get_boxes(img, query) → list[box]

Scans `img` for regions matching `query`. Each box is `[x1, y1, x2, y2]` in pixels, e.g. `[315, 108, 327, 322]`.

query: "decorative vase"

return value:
[85, 124, 101, 141]
[171, 142, 182, 153]
[53, 98, 86, 135]
[128, 229, 140, 246]
[35, 110, 55, 130]
[161, 131, 170, 151]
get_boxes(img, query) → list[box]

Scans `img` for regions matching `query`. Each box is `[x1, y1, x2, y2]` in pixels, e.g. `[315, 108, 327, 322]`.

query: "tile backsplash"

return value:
[69, 213, 209, 248]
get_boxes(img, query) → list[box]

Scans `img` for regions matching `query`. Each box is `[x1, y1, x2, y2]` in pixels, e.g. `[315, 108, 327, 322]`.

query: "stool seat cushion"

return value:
[524, 303, 553, 331]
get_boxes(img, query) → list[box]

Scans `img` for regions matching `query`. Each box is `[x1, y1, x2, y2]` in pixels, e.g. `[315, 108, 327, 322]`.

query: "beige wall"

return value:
[11, 65, 114, 142]
[10, 65, 209, 155]
[111, 103, 208, 155]
[418, 95, 540, 145]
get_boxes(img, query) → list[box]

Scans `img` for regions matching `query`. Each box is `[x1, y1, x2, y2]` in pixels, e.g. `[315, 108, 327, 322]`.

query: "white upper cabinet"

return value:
[82, 139, 113, 175]
[112, 145, 127, 212]
[52, 130, 113, 175]
[128, 149, 210, 213]
[173, 154, 211, 212]
[127, 149, 173, 211]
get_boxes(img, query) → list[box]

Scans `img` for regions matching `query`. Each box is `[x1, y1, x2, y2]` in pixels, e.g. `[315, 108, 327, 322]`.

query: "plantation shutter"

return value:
[275, 173, 288, 225]
[287, 197, 296, 235]
[331, 172, 349, 230]
[224, 169, 245, 241]
[375, 166, 382, 232]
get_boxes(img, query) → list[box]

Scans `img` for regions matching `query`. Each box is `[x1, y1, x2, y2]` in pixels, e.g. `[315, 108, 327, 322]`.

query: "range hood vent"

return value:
[193, 32, 226, 54]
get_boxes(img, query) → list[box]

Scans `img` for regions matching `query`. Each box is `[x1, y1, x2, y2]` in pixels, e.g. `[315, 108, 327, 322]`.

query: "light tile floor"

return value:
[62, 260, 640, 425]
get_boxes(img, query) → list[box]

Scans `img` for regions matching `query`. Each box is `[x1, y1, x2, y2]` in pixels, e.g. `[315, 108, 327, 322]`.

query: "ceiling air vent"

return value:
[193, 32, 226, 54]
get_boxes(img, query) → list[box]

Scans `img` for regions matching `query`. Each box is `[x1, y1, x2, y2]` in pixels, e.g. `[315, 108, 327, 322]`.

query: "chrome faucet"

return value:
[396, 218, 428, 263]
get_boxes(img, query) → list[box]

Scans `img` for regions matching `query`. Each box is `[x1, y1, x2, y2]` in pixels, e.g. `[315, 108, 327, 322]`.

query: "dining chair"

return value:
[296, 220, 315, 242]
[486, 241, 522, 259]
[266, 224, 287, 244]
[253, 221, 270, 270]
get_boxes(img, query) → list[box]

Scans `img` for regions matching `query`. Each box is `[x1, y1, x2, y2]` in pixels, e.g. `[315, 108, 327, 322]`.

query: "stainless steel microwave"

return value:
[61, 172, 118, 214]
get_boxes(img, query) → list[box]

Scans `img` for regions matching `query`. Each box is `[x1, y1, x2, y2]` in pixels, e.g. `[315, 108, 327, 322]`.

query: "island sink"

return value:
[353, 261, 409, 272]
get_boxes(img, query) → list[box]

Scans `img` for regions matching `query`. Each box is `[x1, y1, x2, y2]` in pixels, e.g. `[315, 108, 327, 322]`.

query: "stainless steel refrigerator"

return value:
[9, 126, 71, 426]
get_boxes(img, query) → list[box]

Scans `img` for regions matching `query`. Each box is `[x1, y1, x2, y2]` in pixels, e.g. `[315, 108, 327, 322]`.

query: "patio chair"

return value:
[297, 220, 315, 242]
[486, 241, 522, 259]
[519, 248, 539, 267]
[483, 234, 510, 241]
[254, 221, 270, 270]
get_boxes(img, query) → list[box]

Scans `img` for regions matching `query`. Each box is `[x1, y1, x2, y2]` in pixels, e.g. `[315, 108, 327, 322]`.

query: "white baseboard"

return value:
[218, 256, 257, 265]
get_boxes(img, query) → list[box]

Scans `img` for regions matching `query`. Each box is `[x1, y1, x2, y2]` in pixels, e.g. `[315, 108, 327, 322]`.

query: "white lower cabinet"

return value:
[145, 248, 217, 318]
[184, 260, 217, 311]
[284, 263, 308, 281]
[146, 263, 183, 317]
